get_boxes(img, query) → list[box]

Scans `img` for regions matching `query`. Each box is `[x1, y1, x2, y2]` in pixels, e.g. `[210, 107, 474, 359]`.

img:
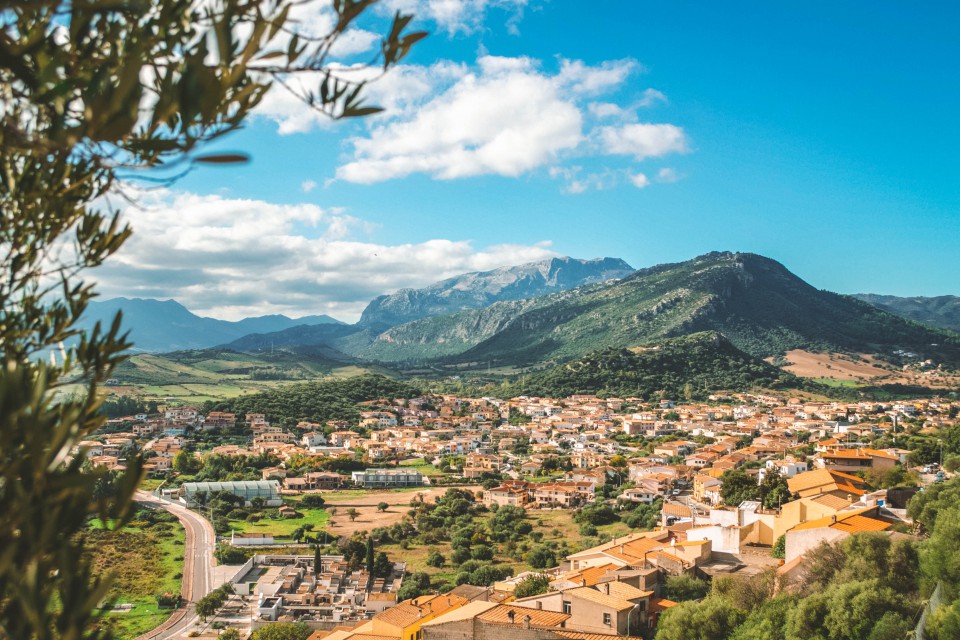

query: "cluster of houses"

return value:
[79, 390, 960, 640]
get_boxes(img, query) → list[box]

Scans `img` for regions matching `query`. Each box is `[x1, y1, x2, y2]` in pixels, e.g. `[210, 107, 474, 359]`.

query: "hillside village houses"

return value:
[83, 391, 957, 637]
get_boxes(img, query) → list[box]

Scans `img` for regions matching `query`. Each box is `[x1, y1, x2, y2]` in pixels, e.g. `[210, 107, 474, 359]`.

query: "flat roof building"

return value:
[351, 469, 425, 488]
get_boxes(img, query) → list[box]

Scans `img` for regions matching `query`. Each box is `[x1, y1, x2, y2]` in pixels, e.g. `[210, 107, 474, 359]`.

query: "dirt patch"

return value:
[321, 486, 482, 536]
[769, 350, 960, 389]
[773, 350, 892, 380]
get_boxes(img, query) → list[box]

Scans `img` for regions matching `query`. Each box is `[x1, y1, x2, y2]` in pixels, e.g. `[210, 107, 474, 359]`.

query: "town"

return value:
[80, 389, 958, 639]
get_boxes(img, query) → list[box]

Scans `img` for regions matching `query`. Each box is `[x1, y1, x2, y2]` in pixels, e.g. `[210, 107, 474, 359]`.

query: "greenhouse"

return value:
[179, 480, 282, 507]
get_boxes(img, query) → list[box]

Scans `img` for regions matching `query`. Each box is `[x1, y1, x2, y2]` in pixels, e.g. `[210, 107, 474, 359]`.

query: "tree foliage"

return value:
[0, 1, 424, 637]
[249, 622, 313, 640]
[513, 574, 551, 598]
[720, 469, 758, 506]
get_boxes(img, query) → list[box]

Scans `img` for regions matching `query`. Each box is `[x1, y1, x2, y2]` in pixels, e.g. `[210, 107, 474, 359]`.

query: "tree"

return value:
[347, 507, 360, 522]
[513, 574, 551, 598]
[249, 622, 313, 640]
[664, 574, 710, 601]
[173, 449, 196, 474]
[772, 535, 785, 560]
[220, 630, 243, 640]
[301, 494, 326, 508]
[397, 572, 432, 601]
[758, 469, 791, 510]
[721, 469, 758, 506]
[426, 550, 446, 568]
[373, 551, 392, 578]
[314, 545, 323, 576]
[654, 596, 746, 640]
[366, 537, 375, 574]
[0, 3, 424, 637]
[526, 545, 557, 570]
[377, 501, 390, 512]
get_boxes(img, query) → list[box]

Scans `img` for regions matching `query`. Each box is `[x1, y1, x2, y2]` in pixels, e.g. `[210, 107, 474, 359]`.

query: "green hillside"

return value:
[853, 293, 960, 333]
[107, 348, 382, 403]
[507, 332, 792, 400]
[203, 374, 422, 427]
[356, 252, 960, 369]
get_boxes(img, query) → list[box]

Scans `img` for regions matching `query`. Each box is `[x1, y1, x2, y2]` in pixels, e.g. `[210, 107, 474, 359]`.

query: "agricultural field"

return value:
[228, 506, 331, 537]
[84, 509, 185, 640]
[93, 350, 385, 404]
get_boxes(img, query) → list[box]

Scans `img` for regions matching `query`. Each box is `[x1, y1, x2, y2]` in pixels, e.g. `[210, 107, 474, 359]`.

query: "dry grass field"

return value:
[769, 349, 960, 389]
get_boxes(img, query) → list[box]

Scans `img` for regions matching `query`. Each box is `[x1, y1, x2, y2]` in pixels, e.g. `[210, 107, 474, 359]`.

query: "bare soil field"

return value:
[318, 485, 482, 536]
[774, 350, 892, 380]
[769, 350, 960, 389]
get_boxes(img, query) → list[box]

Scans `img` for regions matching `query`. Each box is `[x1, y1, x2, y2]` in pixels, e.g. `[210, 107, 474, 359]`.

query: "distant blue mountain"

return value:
[79, 298, 343, 353]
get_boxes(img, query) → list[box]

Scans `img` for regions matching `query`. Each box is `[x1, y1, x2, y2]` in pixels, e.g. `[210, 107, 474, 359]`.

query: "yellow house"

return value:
[371, 594, 470, 640]
[773, 493, 854, 541]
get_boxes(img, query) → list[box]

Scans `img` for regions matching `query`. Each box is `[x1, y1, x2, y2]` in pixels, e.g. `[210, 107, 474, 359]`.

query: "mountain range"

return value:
[78, 298, 342, 352]
[338, 251, 960, 367]
[94, 253, 960, 373]
[852, 294, 960, 334]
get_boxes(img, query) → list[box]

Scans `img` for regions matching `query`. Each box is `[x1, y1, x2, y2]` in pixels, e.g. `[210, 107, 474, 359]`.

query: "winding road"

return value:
[134, 491, 217, 640]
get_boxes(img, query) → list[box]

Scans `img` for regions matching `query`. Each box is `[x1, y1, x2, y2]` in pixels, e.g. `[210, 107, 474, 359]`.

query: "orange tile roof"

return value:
[603, 581, 653, 601]
[790, 507, 889, 533]
[831, 515, 892, 534]
[477, 604, 570, 627]
[558, 563, 618, 586]
[563, 586, 637, 611]
[787, 468, 868, 497]
[648, 598, 679, 614]
[603, 537, 667, 564]
[554, 631, 643, 640]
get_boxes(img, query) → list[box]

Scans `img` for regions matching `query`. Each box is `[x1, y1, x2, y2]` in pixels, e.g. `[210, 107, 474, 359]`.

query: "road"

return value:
[134, 491, 216, 640]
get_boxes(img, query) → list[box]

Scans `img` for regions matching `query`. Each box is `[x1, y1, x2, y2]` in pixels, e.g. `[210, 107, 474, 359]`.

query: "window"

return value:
[563, 601, 572, 615]
[603, 613, 612, 626]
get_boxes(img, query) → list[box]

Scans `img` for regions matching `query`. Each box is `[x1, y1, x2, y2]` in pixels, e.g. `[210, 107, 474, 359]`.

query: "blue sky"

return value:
[102, 1, 960, 320]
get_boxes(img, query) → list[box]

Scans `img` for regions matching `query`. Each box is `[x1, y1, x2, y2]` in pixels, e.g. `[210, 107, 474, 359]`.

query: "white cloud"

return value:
[657, 167, 682, 183]
[556, 58, 639, 96]
[636, 88, 668, 107]
[255, 61, 467, 135]
[336, 56, 585, 183]
[381, 0, 530, 35]
[588, 102, 627, 120]
[93, 188, 556, 321]
[301, 179, 318, 193]
[598, 123, 688, 160]
[629, 173, 650, 189]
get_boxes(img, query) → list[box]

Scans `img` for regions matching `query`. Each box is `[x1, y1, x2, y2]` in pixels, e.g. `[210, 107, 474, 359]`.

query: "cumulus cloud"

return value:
[336, 56, 585, 183]
[332, 55, 689, 186]
[381, 0, 530, 35]
[629, 173, 650, 189]
[597, 123, 688, 160]
[636, 88, 668, 107]
[301, 179, 318, 193]
[93, 188, 556, 320]
[657, 167, 683, 183]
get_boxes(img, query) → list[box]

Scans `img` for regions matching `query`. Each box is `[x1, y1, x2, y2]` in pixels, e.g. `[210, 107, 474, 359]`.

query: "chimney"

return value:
[523, 615, 531, 629]
[620, 545, 625, 554]
[507, 610, 516, 624]
[604, 583, 610, 595]
[536, 601, 543, 610]
[581, 579, 587, 587]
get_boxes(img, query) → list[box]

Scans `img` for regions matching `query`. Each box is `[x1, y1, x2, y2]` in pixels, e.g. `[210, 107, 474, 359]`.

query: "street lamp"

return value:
[627, 603, 641, 638]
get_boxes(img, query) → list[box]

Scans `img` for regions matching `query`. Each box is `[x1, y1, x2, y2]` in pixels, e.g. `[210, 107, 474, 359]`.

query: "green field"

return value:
[97, 351, 386, 404]
[398, 459, 446, 477]
[227, 507, 331, 536]
[86, 510, 186, 640]
[812, 377, 862, 388]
